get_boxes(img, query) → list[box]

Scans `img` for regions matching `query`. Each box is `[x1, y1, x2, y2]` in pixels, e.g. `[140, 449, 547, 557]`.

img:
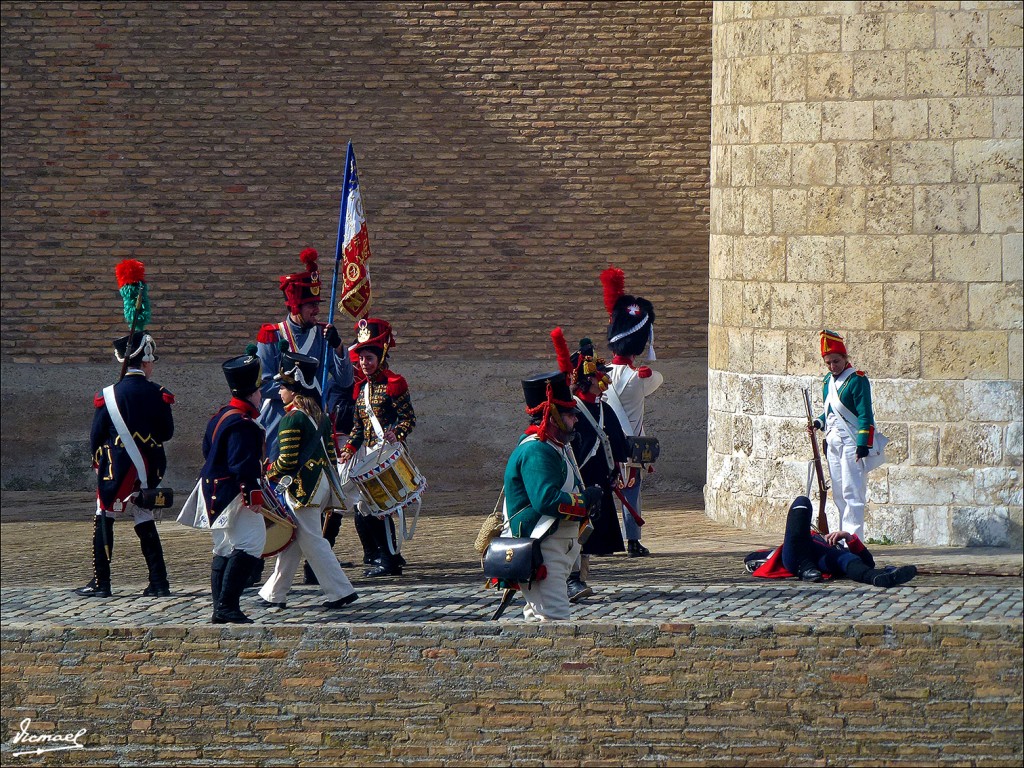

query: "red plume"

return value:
[299, 247, 319, 270]
[551, 327, 573, 375]
[600, 266, 625, 317]
[115, 259, 146, 288]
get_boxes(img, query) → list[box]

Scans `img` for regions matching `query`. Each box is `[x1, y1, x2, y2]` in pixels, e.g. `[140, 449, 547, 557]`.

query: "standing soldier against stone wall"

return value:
[76, 331, 175, 598]
[599, 267, 663, 557]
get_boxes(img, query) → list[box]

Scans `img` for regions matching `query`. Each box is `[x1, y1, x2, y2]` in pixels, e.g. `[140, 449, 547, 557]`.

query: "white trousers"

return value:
[211, 507, 266, 559]
[521, 524, 581, 622]
[258, 506, 355, 603]
[826, 435, 867, 539]
[96, 499, 153, 524]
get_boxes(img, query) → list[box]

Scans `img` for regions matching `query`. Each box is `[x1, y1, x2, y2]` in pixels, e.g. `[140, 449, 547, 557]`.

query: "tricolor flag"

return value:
[335, 142, 372, 321]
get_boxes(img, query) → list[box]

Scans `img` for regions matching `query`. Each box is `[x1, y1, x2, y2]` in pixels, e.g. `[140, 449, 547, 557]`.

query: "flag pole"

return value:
[322, 140, 354, 407]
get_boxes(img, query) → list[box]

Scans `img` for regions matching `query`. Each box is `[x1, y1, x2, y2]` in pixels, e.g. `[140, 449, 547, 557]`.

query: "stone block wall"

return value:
[0, 1, 712, 363]
[2, 622, 1022, 765]
[707, 2, 1023, 545]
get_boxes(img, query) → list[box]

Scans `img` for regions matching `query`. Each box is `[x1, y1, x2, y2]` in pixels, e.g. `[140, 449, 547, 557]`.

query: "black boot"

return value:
[627, 539, 650, 557]
[210, 555, 228, 623]
[75, 515, 114, 598]
[135, 520, 171, 596]
[354, 512, 383, 566]
[303, 560, 319, 585]
[245, 557, 265, 590]
[364, 516, 402, 577]
[214, 551, 261, 624]
[844, 559, 918, 588]
[567, 571, 593, 603]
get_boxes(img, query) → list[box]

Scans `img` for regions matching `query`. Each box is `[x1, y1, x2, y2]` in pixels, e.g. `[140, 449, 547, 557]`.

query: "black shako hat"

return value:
[522, 371, 577, 413]
[223, 347, 262, 398]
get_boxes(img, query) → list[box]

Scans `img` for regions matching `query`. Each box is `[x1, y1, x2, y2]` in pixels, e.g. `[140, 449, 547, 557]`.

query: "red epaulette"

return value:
[93, 392, 105, 408]
[161, 388, 176, 405]
[385, 370, 409, 399]
[855, 370, 867, 377]
[257, 323, 280, 344]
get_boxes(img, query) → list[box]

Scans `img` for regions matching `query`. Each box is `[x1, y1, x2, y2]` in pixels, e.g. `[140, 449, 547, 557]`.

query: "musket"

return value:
[803, 388, 830, 534]
[321, 141, 355, 409]
[613, 485, 646, 527]
[118, 288, 144, 382]
[491, 588, 517, 621]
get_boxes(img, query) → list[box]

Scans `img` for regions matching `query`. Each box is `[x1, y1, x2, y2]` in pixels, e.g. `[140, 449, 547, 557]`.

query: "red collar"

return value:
[576, 391, 599, 404]
[229, 397, 260, 418]
[611, 355, 634, 366]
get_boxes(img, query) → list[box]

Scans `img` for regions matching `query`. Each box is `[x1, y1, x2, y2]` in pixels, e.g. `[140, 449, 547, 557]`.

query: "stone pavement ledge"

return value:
[1, 490, 1021, 627]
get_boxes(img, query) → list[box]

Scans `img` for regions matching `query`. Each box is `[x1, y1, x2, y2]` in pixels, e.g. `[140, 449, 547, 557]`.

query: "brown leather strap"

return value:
[211, 408, 245, 445]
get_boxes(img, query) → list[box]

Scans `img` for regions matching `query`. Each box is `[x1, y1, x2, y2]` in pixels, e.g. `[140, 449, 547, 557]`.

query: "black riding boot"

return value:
[364, 516, 402, 577]
[76, 515, 114, 598]
[844, 559, 918, 588]
[135, 520, 171, 596]
[355, 512, 383, 566]
[210, 555, 228, 623]
[214, 550, 260, 624]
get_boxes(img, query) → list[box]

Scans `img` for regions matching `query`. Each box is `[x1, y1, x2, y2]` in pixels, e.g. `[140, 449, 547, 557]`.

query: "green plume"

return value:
[120, 282, 151, 330]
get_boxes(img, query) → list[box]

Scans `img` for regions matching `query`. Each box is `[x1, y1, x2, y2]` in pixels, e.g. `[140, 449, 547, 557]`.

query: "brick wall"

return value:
[0, 1, 712, 363]
[2, 622, 1021, 765]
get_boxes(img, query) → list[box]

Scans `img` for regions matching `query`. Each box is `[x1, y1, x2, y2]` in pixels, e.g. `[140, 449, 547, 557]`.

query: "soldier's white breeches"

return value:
[826, 437, 867, 539]
[259, 506, 355, 603]
[211, 507, 266, 559]
[96, 499, 153, 525]
[521, 525, 581, 622]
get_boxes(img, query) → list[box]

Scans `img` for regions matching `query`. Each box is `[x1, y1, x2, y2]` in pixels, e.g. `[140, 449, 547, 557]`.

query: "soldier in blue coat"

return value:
[198, 349, 268, 624]
[76, 331, 175, 598]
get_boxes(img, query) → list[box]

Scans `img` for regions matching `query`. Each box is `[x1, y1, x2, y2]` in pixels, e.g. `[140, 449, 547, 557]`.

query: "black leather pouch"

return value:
[625, 436, 660, 464]
[482, 536, 543, 583]
[135, 487, 174, 509]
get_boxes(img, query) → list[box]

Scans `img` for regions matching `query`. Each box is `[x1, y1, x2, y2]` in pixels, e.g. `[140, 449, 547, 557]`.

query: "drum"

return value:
[348, 442, 426, 518]
[258, 478, 297, 558]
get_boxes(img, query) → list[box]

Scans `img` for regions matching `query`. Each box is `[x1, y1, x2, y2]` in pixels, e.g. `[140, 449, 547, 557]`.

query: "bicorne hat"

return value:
[223, 345, 262, 398]
[114, 331, 157, 366]
[279, 248, 322, 312]
[274, 350, 319, 398]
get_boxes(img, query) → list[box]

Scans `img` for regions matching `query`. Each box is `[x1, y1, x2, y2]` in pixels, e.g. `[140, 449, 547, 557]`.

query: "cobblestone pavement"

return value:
[2, 491, 1021, 627]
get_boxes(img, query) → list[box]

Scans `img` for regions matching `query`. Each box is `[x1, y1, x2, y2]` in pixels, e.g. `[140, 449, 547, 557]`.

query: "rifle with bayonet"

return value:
[803, 388, 829, 534]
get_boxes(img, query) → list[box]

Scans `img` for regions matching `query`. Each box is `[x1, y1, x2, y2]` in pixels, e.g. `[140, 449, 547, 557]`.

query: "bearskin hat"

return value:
[601, 267, 656, 359]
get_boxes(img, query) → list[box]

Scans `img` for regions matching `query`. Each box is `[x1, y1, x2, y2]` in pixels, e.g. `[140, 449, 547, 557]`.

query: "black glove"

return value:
[324, 324, 342, 350]
[582, 485, 603, 515]
[812, 418, 823, 431]
[856, 445, 869, 460]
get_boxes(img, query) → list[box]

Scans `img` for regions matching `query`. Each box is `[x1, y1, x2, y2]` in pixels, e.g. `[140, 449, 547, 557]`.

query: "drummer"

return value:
[194, 348, 268, 624]
[338, 318, 417, 578]
[257, 351, 359, 611]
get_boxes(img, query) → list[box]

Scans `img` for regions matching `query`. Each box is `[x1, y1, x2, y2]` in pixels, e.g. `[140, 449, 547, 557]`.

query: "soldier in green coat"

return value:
[257, 351, 359, 611]
[810, 330, 879, 539]
[502, 364, 601, 622]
